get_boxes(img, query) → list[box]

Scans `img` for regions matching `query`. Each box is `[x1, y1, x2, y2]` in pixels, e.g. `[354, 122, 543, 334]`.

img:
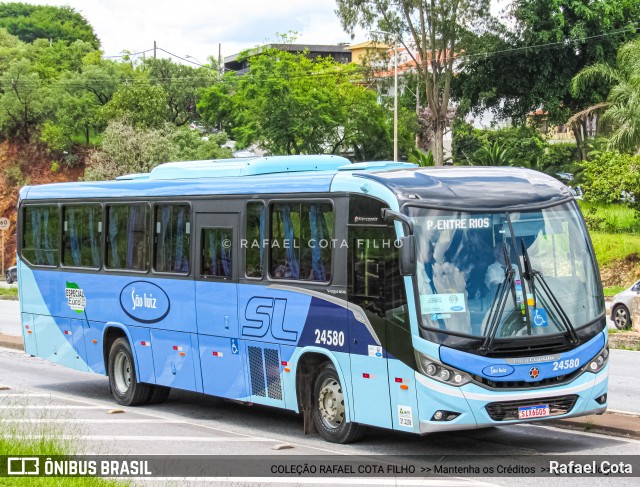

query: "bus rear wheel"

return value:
[108, 338, 152, 406]
[312, 363, 365, 444]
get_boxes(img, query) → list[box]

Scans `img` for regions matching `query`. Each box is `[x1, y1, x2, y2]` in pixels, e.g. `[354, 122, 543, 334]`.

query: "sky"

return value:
[20, 0, 366, 65]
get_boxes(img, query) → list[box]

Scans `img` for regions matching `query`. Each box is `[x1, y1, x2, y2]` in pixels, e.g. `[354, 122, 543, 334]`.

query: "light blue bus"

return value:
[17, 155, 608, 443]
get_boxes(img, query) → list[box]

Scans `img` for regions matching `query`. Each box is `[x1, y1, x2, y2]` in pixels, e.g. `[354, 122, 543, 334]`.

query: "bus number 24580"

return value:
[314, 329, 345, 347]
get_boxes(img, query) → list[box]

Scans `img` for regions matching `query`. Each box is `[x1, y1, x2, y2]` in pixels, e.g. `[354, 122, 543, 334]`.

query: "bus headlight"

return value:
[585, 346, 609, 374]
[415, 351, 472, 387]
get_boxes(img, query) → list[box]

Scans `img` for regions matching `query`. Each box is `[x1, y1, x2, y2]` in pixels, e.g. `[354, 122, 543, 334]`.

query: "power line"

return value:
[103, 48, 154, 59]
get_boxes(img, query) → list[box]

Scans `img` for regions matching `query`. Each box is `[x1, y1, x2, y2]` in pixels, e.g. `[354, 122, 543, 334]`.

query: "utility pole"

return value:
[153, 40, 157, 59]
[370, 30, 399, 161]
[218, 43, 223, 75]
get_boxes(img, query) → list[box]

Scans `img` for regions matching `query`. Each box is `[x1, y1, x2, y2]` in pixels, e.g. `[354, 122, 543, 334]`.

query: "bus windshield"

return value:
[407, 202, 603, 341]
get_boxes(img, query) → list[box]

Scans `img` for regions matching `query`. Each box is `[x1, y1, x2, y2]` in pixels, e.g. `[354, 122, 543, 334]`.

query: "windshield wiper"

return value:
[480, 251, 516, 354]
[520, 239, 580, 345]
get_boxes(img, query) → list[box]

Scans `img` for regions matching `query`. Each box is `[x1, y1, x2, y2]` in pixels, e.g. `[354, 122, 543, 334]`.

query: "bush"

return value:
[83, 120, 233, 181]
[581, 151, 640, 204]
[452, 122, 546, 168]
[538, 142, 579, 174]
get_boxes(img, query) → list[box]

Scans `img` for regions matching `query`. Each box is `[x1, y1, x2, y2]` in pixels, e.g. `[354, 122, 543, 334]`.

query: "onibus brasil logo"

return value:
[65, 282, 86, 313]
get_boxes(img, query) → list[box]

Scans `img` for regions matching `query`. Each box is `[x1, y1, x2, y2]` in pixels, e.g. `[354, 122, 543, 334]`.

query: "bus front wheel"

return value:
[108, 338, 152, 406]
[312, 363, 365, 444]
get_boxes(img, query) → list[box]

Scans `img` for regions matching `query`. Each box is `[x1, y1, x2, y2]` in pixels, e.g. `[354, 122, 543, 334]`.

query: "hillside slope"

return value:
[0, 142, 83, 271]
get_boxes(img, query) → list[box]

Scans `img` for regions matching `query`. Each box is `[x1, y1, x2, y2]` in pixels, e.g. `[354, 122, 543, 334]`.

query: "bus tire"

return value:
[146, 385, 171, 405]
[312, 363, 365, 444]
[108, 338, 151, 406]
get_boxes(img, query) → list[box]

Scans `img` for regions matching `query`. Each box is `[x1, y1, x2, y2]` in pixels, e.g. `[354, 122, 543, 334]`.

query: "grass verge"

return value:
[590, 232, 640, 266]
[0, 287, 18, 298]
[604, 285, 626, 297]
[0, 395, 127, 486]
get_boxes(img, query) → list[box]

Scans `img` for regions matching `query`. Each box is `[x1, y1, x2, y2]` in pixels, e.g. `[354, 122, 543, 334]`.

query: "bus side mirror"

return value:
[399, 235, 416, 276]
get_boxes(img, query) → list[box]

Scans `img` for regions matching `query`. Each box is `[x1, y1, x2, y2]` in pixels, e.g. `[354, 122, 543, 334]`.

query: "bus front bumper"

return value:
[415, 365, 609, 434]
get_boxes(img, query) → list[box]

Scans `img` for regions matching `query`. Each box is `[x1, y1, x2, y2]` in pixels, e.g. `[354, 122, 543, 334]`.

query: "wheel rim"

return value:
[113, 351, 132, 394]
[317, 376, 345, 429]
[615, 308, 629, 328]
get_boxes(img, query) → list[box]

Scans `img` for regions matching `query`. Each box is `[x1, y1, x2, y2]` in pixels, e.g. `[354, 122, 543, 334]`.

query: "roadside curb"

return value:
[0, 334, 23, 351]
[550, 410, 640, 439]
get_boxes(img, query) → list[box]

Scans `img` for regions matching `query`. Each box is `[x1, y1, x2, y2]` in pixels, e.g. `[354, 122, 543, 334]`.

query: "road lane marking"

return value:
[0, 378, 347, 455]
[8, 435, 277, 442]
[0, 405, 106, 409]
[0, 419, 184, 424]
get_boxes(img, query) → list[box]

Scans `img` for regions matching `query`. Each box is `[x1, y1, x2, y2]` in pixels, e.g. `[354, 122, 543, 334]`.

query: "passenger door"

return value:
[195, 213, 248, 399]
[347, 225, 394, 429]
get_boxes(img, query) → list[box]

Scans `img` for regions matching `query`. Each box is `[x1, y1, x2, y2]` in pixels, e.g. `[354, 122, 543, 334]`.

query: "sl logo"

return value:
[242, 297, 298, 342]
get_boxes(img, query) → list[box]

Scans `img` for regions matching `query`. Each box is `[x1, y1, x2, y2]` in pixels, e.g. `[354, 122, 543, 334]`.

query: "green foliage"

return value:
[198, 45, 392, 159]
[589, 231, 640, 266]
[83, 120, 232, 181]
[409, 149, 435, 166]
[453, 0, 640, 161]
[335, 0, 492, 165]
[538, 143, 580, 174]
[101, 83, 168, 129]
[579, 201, 640, 233]
[573, 38, 640, 153]
[3, 164, 25, 187]
[144, 58, 216, 127]
[0, 3, 99, 48]
[474, 142, 514, 166]
[453, 123, 546, 168]
[0, 59, 48, 142]
[40, 121, 71, 152]
[580, 151, 640, 204]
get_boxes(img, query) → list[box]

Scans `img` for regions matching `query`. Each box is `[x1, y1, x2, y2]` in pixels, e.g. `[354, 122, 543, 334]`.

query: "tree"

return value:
[144, 58, 217, 127]
[335, 0, 491, 165]
[572, 38, 640, 154]
[0, 3, 99, 48]
[0, 59, 48, 142]
[101, 82, 168, 129]
[454, 0, 640, 158]
[199, 44, 393, 159]
[84, 120, 233, 181]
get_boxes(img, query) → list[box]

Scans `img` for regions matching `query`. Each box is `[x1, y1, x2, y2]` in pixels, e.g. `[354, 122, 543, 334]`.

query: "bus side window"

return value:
[154, 204, 190, 274]
[22, 205, 60, 266]
[245, 202, 264, 278]
[201, 228, 233, 279]
[269, 202, 333, 282]
[106, 204, 150, 271]
[62, 204, 102, 268]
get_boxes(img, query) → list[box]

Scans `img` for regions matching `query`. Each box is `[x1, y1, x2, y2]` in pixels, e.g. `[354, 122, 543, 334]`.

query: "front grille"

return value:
[472, 368, 583, 390]
[485, 394, 578, 421]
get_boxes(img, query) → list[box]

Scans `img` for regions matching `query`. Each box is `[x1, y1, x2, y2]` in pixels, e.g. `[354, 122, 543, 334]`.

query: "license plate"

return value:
[518, 404, 550, 419]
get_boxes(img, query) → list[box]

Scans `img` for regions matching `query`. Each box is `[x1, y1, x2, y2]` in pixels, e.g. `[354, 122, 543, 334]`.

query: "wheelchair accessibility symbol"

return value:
[230, 338, 239, 355]
[532, 308, 548, 327]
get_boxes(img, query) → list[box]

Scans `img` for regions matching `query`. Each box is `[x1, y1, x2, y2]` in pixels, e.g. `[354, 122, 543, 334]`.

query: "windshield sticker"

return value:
[368, 345, 383, 358]
[424, 217, 490, 231]
[421, 293, 466, 314]
[65, 282, 86, 314]
[531, 308, 548, 327]
[431, 313, 451, 320]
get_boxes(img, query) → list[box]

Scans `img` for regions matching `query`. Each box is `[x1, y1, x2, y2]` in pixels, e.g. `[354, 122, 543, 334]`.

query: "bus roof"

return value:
[20, 156, 573, 210]
[353, 166, 573, 211]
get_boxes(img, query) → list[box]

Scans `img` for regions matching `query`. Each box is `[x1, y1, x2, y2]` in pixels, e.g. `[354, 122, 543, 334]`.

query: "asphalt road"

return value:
[1, 347, 640, 487]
